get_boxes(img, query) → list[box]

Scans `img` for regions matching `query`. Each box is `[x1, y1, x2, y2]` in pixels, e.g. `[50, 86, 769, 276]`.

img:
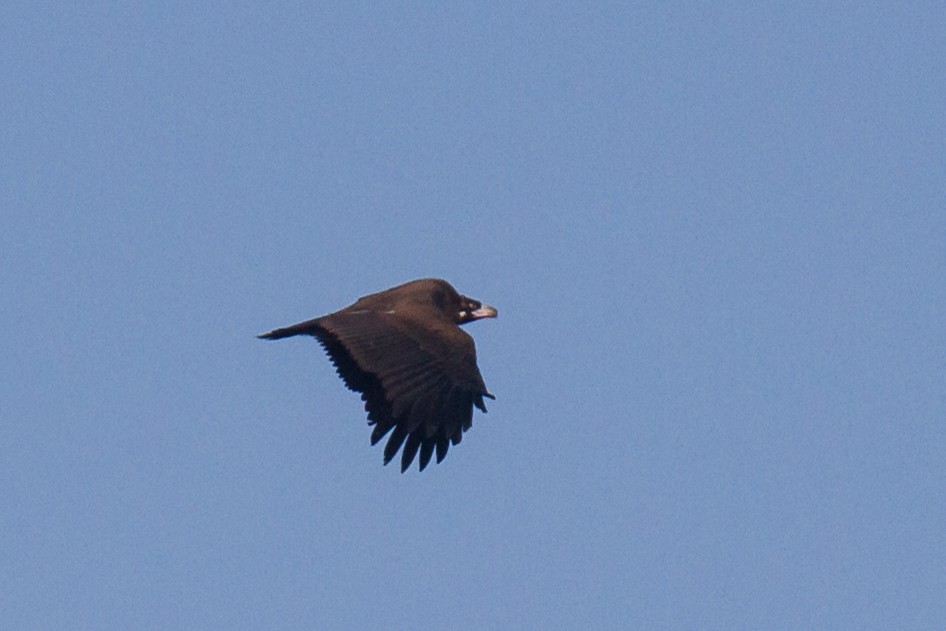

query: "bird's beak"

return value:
[470, 304, 498, 319]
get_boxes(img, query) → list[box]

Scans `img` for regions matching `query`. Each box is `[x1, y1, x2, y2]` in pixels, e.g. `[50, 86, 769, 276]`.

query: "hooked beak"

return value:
[470, 304, 498, 319]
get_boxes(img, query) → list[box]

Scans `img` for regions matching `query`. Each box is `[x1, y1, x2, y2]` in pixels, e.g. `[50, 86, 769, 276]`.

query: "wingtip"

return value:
[256, 317, 323, 341]
[257, 328, 287, 340]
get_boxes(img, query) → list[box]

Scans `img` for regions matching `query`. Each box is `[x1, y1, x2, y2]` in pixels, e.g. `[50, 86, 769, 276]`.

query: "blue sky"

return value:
[3, 3, 944, 629]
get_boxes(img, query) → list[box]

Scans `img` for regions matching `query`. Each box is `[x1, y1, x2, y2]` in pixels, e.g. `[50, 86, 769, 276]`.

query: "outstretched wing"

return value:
[309, 310, 492, 472]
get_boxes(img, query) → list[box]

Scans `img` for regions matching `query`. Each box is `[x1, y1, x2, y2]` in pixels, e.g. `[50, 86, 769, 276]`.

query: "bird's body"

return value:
[259, 279, 497, 472]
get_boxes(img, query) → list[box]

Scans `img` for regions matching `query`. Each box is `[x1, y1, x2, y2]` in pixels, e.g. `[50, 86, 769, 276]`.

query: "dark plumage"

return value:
[258, 278, 497, 472]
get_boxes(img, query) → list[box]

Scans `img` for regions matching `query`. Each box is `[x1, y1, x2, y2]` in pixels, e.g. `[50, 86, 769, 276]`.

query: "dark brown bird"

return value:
[258, 278, 497, 472]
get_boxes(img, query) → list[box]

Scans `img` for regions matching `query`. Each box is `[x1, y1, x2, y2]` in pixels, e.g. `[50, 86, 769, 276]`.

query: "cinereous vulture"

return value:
[259, 279, 497, 472]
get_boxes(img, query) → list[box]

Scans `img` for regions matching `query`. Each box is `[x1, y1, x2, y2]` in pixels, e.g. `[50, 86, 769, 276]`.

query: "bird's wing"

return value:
[311, 310, 491, 471]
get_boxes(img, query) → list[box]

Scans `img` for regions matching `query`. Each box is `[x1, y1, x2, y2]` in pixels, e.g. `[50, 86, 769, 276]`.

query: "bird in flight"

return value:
[258, 278, 497, 472]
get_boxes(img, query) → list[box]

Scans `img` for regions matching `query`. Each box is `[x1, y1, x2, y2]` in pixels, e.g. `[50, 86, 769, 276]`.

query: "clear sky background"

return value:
[3, 3, 944, 629]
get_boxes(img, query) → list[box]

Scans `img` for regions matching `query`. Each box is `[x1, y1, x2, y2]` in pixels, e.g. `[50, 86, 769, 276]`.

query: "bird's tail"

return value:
[257, 317, 322, 340]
